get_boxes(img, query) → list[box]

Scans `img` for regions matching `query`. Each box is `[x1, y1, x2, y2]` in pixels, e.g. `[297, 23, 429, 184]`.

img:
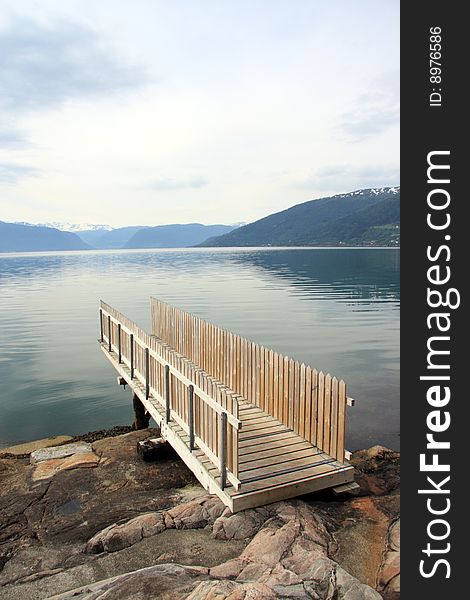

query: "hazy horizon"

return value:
[3, 184, 400, 230]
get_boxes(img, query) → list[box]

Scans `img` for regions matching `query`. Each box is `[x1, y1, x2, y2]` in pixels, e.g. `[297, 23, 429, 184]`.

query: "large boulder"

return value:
[85, 512, 166, 554]
[0, 436, 73, 458]
[86, 495, 226, 554]
[30, 442, 93, 464]
[377, 519, 400, 600]
[47, 564, 210, 600]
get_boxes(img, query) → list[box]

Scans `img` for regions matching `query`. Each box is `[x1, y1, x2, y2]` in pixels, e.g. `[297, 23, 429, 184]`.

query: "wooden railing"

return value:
[151, 297, 350, 463]
[100, 301, 241, 488]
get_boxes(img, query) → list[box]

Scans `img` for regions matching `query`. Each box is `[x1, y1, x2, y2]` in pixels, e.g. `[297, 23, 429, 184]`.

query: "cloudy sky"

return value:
[0, 0, 399, 227]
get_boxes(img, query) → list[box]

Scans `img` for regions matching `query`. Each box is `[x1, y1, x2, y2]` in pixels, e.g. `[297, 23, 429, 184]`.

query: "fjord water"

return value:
[0, 248, 399, 451]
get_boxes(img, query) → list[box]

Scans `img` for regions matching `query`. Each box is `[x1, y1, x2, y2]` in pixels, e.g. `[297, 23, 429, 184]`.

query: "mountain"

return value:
[14, 221, 116, 249]
[124, 223, 236, 249]
[15, 222, 113, 233]
[77, 226, 146, 249]
[199, 187, 400, 247]
[41, 222, 112, 233]
[75, 229, 114, 247]
[0, 221, 90, 252]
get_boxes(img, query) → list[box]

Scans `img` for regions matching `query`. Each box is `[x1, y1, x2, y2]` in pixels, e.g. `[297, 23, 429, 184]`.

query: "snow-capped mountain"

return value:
[199, 186, 400, 247]
[230, 221, 248, 228]
[337, 186, 400, 198]
[41, 222, 114, 232]
[14, 222, 113, 232]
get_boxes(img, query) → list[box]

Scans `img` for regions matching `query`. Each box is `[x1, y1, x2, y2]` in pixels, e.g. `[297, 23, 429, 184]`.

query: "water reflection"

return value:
[0, 248, 399, 450]
[231, 248, 400, 301]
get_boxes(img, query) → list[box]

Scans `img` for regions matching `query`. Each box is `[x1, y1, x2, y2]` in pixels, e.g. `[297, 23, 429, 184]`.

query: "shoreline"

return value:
[0, 425, 401, 459]
[0, 426, 133, 458]
[0, 427, 401, 459]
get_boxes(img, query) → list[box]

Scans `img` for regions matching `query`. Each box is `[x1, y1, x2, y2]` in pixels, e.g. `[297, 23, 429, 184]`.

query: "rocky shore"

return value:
[0, 430, 400, 599]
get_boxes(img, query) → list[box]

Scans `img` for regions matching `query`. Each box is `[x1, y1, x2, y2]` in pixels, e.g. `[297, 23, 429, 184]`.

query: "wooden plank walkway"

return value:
[206, 400, 352, 511]
[99, 299, 355, 512]
[150, 297, 352, 463]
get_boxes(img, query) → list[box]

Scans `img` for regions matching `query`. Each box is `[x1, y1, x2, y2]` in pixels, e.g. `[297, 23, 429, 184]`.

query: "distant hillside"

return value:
[77, 226, 146, 249]
[125, 223, 235, 249]
[199, 187, 400, 247]
[75, 229, 112, 247]
[0, 222, 90, 252]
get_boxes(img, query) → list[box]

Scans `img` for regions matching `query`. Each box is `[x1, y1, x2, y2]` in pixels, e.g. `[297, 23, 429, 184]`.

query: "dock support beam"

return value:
[117, 324, 122, 363]
[132, 393, 150, 430]
[220, 412, 227, 490]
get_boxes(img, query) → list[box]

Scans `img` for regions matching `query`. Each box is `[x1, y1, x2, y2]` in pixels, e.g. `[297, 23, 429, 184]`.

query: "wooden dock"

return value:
[98, 299, 355, 512]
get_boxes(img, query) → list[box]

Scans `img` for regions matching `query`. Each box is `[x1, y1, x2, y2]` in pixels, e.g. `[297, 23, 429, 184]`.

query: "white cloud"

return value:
[0, 1, 399, 226]
[292, 164, 399, 197]
[0, 162, 40, 184]
[337, 71, 400, 141]
[139, 177, 208, 191]
[0, 17, 147, 113]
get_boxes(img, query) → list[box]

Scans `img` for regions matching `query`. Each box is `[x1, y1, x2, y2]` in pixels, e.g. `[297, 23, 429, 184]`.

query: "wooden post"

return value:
[165, 365, 171, 423]
[107, 315, 112, 352]
[145, 348, 150, 399]
[99, 309, 104, 343]
[130, 334, 134, 379]
[188, 384, 195, 451]
[118, 324, 122, 363]
[219, 411, 227, 490]
[132, 393, 150, 430]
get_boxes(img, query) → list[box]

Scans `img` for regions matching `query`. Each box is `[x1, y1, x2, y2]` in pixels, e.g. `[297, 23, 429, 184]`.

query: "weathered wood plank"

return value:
[239, 439, 313, 463]
[299, 363, 306, 439]
[305, 366, 312, 444]
[240, 447, 327, 474]
[288, 358, 295, 430]
[316, 371, 325, 451]
[273, 351, 279, 421]
[337, 380, 346, 464]
[323, 374, 332, 454]
[242, 416, 280, 429]
[240, 452, 334, 482]
[330, 377, 339, 460]
[293, 360, 300, 434]
[311, 369, 318, 446]
[230, 461, 348, 495]
[238, 431, 298, 451]
[231, 469, 354, 512]
[239, 424, 286, 439]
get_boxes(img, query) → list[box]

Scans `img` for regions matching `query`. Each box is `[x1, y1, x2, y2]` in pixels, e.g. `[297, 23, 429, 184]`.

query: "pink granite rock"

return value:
[32, 451, 100, 481]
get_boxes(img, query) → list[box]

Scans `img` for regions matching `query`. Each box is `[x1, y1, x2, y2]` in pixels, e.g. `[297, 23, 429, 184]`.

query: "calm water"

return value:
[0, 248, 399, 451]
